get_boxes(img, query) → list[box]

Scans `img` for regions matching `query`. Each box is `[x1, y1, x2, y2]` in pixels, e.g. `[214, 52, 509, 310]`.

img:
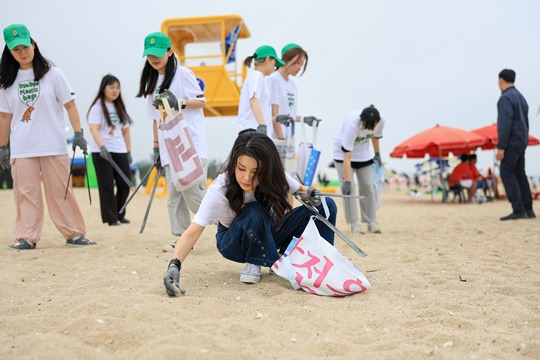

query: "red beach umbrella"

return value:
[390, 124, 486, 158]
[471, 123, 540, 150]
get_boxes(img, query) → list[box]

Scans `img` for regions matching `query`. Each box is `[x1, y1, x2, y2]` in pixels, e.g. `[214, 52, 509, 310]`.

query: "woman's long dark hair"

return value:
[360, 105, 381, 130]
[87, 74, 132, 127]
[223, 132, 292, 224]
[136, 49, 177, 98]
[0, 39, 51, 89]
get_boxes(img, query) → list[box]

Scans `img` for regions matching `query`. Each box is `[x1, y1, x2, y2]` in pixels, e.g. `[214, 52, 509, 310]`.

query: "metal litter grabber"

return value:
[107, 155, 135, 189]
[83, 151, 92, 205]
[139, 166, 161, 234]
[119, 164, 155, 215]
[294, 194, 367, 257]
[64, 151, 77, 201]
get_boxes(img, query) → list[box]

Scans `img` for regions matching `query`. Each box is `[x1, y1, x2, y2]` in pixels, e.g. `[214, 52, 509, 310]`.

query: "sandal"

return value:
[66, 236, 97, 246]
[8, 239, 36, 250]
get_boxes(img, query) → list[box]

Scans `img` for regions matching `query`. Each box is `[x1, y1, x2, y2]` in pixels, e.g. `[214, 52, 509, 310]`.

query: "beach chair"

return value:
[439, 174, 466, 203]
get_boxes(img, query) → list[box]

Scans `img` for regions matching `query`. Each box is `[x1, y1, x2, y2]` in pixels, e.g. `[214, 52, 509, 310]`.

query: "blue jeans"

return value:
[216, 198, 337, 267]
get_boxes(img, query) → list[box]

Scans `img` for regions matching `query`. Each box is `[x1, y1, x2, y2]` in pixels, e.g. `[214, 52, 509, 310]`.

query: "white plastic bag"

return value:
[158, 99, 205, 192]
[271, 218, 371, 296]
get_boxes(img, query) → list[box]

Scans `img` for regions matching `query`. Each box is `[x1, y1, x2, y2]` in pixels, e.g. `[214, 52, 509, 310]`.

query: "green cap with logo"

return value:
[254, 45, 285, 67]
[142, 32, 171, 58]
[281, 43, 302, 57]
[3, 24, 32, 50]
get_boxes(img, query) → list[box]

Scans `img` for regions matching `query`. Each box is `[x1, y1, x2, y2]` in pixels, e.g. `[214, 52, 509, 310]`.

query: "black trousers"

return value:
[91, 152, 131, 224]
[499, 145, 532, 214]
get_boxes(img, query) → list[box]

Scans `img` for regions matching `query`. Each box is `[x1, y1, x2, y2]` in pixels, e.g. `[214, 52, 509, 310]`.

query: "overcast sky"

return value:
[2, 0, 539, 177]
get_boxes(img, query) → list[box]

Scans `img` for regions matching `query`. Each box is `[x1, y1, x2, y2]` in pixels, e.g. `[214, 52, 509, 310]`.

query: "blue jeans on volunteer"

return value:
[216, 198, 337, 284]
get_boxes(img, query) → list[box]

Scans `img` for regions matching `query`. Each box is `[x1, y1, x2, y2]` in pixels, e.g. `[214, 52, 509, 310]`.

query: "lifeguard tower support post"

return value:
[161, 15, 250, 117]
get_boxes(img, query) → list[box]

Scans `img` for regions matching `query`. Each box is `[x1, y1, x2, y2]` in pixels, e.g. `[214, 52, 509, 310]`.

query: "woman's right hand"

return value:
[164, 259, 185, 296]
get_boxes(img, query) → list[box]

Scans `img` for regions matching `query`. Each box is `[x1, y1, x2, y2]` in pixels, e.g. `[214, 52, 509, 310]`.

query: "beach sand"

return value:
[0, 187, 538, 359]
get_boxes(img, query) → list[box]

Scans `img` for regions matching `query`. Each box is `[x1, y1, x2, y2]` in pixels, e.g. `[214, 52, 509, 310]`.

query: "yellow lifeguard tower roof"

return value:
[161, 15, 251, 117]
[161, 15, 250, 62]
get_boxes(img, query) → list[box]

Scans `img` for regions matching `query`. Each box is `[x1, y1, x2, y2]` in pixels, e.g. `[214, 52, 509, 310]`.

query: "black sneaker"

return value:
[526, 209, 536, 219]
[66, 236, 97, 246]
[8, 239, 36, 250]
[108, 221, 120, 226]
[118, 218, 130, 224]
[500, 212, 528, 221]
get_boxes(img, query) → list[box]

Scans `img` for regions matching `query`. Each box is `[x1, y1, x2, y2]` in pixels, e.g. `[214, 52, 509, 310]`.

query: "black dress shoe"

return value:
[119, 218, 130, 224]
[500, 212, 528, 221]
[108, 221, 120, 226]
[526, 209, 536, 219]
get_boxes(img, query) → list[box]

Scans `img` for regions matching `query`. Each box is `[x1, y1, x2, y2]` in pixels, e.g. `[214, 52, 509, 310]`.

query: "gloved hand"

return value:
[275, 115, 294, 126]
[373, 152, 382, 166]
[341, 181, 352, 195]
[307, 186, 322, 207]
[99, 146, 111, 161]
[256, 124, 267, 135]
[153, 147, 161, 171]
[72, 131, 88, 155]
[127, 151, 132, 164]
[0, 146, 10, 170]
[152, 89, 181, 111]
[163, 259, 185, 297]
[303, 116, 321, 127]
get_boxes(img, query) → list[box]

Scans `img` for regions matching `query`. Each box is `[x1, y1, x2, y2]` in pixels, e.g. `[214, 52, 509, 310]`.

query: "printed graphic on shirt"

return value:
[108, 112, 120, 135]
[355, 133, 373, 143]
[17, 80, 40, 122]
[287, 91, 295, 109]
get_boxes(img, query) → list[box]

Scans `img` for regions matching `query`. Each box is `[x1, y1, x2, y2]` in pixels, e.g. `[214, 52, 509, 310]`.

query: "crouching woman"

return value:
[163, 131, 337, 296]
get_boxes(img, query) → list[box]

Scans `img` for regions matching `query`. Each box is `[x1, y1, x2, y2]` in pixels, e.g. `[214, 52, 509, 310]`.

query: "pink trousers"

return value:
[11, 155, 86, 243]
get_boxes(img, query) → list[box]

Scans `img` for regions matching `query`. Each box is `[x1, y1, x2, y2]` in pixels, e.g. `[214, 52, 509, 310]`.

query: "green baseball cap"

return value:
[3, 24, 32, 50]
[142, 32, 171, 58]
[281, 43, 302, 57]
[254, 45, 285, 67]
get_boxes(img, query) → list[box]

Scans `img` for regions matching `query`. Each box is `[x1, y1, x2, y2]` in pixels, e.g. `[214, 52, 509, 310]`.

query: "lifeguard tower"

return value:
[161, 15, 250, 117]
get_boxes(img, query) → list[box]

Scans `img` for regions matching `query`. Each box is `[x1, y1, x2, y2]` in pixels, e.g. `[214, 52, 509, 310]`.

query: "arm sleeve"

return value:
[286, 172, 300, 194]
[247, 72, 264, 100]
[266, 76, 280, 105]
[87, 104, 102, 125]
[192, 185, 223, 227]
[374, 118, 385, 138]
[0, 89, 10, 113]
[497, 96, 512, 149]
[181, 68, 206, 102]
[52, 68, 76, 105]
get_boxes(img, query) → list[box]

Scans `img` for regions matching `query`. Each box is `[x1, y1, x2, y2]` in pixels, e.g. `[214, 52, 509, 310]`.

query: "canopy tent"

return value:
[471, 123, 540, 150]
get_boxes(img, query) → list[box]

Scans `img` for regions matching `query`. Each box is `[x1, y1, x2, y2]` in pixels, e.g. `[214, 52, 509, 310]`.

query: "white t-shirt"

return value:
[0, 67, 76, 158]
[146, 66, 207, 165]
[333, 110, 385, 162]
[237, 70, 271, 133]
[192, 172, 300, 228]
[88, 101, 129, 153]
[266, 71, 298, 139]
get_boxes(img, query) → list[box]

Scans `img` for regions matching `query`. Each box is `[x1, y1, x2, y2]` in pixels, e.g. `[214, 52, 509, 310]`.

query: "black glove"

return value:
[307, 186, 322, 207]
[153, 147, 161, 171]
[152, 89, 181, 111]
[373, 152, 382, 166]
[127, 151, 132, 164]
[303, 116, 321, 127]
[99, 146, 111, 161]
[163, 259, 185, 296]
[341, 181, 352, 195]
[72, 131, 88, 155]
[256, 124, 267, 135]
[0, 146, 9, 170]
[275, 115, 294, 126]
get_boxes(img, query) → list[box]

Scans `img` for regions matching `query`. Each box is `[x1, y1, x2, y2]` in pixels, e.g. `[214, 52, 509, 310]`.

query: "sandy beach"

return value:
[0, 186, 538, 359]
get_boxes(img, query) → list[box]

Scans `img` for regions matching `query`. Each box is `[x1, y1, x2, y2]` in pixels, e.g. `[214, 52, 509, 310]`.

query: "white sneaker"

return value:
[351, 223, 364, 234]
[368, 223, 382, 234]
[240, 263, 261, 284]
